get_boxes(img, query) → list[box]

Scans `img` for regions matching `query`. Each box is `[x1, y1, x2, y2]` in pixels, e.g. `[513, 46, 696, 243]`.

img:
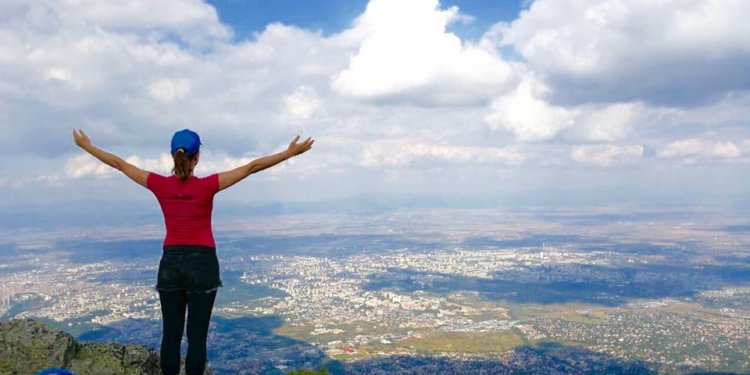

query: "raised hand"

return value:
[286, 135, 314, 158]
[72, 129, 92, 149]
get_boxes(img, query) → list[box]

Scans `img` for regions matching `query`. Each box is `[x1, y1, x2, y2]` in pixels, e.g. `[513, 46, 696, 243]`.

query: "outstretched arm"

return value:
[218, 135, 314, 191]
[72, 129, 150, 188]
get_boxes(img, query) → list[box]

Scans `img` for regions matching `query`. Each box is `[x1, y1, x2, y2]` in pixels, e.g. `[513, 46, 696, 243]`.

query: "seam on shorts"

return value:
[155, 286, 185, 292]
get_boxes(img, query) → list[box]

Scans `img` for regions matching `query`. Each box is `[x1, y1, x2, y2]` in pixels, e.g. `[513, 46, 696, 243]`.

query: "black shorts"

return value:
[155, 245, 223, 294]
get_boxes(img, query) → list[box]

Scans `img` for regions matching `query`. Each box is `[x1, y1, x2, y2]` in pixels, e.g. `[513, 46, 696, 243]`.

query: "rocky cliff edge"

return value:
[0, 319, 176, 375]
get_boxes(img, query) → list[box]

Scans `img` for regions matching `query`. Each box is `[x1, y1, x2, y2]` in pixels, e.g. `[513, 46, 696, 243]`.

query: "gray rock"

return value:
[68, 342, 159, 375]
[0, 319, 78, 373]
[0, 319, 162, 375]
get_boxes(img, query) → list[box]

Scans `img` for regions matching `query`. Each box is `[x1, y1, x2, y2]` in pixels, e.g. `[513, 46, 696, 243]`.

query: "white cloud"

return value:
[485, 76, 644, 143]
[0, 2, 345, 157]
[66, 0, 230, 46]
[283, 86, 322, 121]
[44, 67, 74, 83]
[331, 0, 514, 105]
[65, 154, 117, 178]
[195, 154, 254, 175]
[124, 154, 173, 174]
[485, 78, 578, 141]
[564, 102, 642, 142]
[148, 78, 191, 102]
[713, 142, 742, 159]
[570, 144, 643, 167]
[2, 0, 750, 209]
[65, 153, 175, 179]
[500, 0, 750, 106]
[661, 139, 741, 161]
[359, 141, 524, 167]
[34, 174, 63, 187]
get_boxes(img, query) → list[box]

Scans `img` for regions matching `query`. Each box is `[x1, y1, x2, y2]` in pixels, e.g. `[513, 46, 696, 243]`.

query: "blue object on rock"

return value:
[37, 369, 75, 375]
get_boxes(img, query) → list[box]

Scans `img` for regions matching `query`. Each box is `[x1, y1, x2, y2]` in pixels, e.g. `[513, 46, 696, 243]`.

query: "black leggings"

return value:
[159, 290, 217, 375]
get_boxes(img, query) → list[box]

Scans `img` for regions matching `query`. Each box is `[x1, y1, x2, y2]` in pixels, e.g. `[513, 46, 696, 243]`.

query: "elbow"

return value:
[113, 159, 128, 172]
[246, 163, 260, 176]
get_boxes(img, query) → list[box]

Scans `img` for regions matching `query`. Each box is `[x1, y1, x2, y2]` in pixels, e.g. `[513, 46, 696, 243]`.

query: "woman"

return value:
[72, 128, 314, 375]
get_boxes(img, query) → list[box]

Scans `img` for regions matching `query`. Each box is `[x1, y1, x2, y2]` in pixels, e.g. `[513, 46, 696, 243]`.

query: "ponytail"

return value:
[172, 148, 194, 180]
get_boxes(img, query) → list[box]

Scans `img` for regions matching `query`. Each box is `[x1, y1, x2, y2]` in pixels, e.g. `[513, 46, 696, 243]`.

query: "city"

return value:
[1, 208, 749, 374]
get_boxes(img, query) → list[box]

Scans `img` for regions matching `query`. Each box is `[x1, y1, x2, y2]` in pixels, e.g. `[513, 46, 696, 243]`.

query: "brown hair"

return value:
[172, 148, 195, 180]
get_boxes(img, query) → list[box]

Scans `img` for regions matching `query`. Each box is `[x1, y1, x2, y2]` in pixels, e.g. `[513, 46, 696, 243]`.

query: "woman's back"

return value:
[147, 173, 219, 248]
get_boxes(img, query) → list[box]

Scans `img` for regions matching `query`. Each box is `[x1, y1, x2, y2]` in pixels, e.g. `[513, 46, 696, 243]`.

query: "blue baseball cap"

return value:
[37, 369, 75, 375]
[171, 129, 201, 155]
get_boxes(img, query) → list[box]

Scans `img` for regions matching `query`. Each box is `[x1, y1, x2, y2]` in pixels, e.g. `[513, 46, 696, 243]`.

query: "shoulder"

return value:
[197, 174, 219, 193]
[147, 172, 169, 182]
[196, 174, 218, 182]
[146, 172, 172, 190]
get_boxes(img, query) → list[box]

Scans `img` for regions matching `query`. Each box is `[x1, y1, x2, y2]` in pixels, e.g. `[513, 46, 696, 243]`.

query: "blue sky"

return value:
[1, 0, 749, 228]
[207, 0, 524, 40]
[207, 0, 370, 38]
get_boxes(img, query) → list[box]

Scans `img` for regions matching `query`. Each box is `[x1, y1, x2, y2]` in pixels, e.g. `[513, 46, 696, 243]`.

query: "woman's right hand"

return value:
[72, 129, 92, 149]
[286, 135, 314, 158]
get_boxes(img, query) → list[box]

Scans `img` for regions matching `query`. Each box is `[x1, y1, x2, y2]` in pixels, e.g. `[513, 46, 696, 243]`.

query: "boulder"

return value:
[0, 319, 78, 373]
[68, 342, 158, 375]
[0, 319, 160, 375]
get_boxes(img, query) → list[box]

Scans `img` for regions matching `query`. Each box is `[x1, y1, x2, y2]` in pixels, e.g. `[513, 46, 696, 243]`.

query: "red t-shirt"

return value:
[147, 173, 219, 247]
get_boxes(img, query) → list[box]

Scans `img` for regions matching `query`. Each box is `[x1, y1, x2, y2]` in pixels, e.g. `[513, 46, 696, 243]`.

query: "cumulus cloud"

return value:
[660, 139, 741, 161]
[0, 0, 224, 156]
[0, 1, 347, 157]
[485, 76, 644, 143]
[570, 144, 644, 167]
[331, 0, 514, 106]
[359, 140, 524, 167]
[62, 0, 230, 46]
[3, 0, 750, 208]
[570, 103, 641, 142]
[485, 78, 578, 141]
[65, 154, 117, 178]
[43, 68, 74, 84]
[500, 0, 750, 106]
[148, 79, 191, 102]
[124, 154, 174, 174]
[283, 86, 322, 121]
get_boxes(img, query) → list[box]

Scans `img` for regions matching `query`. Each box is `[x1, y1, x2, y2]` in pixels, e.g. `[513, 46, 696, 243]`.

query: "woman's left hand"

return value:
[72, 128, 91, 149]
[286, 135, 314, 158]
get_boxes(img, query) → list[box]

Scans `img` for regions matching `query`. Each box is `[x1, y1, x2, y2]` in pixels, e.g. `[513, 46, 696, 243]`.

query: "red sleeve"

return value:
[146, 173, 165, 193]
[206, 173, 219, 195]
